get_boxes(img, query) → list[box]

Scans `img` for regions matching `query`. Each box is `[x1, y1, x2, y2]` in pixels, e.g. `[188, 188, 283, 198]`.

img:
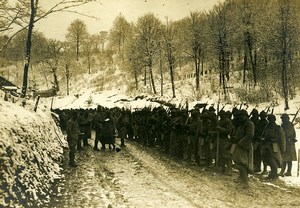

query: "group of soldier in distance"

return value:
[53, 101, 298, 188]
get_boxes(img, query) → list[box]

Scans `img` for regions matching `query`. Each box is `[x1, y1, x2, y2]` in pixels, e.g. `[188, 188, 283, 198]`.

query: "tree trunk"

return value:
[149, 61, 156, 94]
[170, 64, 176, 98]
[66, 64, 70, 96]
[52, 68, 59, 92]
[160, 53, 163, 96]
[280, 2, 289, 110]
[144, 66, 147, 86]
[21, 0, 37, 97]
[243, 51, 247, 84]
[246, 32, 257, 86]
[134, 68, 138, 90]
[76, 38, 79, 61]
[194, 48, 201, 91]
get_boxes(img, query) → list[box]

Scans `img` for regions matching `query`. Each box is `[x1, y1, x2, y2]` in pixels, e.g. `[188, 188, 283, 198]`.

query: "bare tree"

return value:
[109, 14, 131, 59]
[135, 13, 163, 94]
[65, 19, 89, 61]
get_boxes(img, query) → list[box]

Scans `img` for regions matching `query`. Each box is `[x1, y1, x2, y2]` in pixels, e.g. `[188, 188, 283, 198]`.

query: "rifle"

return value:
[239, 103, 243, 110]
[270, 106, 274, 115]
[298, 148, 300, 177]
[201, 101, 209, 113]
[292, 108, 300, 124]
[265, 105, 271, 114]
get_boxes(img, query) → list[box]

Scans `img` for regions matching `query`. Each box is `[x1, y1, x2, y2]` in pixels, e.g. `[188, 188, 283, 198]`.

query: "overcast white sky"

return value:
[36, 0, 224, 41]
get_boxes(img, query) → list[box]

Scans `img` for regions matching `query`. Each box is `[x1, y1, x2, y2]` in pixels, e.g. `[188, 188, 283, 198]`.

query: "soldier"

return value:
[250, 109, 259, 126]
[261, 114, 286, 180]
[82, 111, 92, 147]
[101, 110, 117, 150]
[231, 109, 254, 188]
[207, 110, 218, 168]
[93, 105, 103, 151]
[253, 111, 269, 173]
[279, 113, 297, 176]
[198, 111, 210, 166]
[169, 109, 182, 158]
[187, 109, 202, 164]
[216, 110, 234, 175]
[66, 111, 80, 167]
[117, 110, 129, 147]
[77, 109, 85, 150]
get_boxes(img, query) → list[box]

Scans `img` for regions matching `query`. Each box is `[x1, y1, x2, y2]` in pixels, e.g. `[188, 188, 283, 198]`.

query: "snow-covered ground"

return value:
[51, 88, 300, 186]
[0, 99, 67, 207]
[1, 77, 300, 207]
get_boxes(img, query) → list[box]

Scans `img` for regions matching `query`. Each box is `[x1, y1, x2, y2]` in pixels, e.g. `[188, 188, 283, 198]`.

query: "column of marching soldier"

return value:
[52, 103, 298, 188]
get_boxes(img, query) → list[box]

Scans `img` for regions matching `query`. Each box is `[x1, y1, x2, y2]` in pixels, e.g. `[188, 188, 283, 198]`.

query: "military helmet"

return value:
[251, 108, 259, 115]
[208, 106, 216, 112]
[267, 114, 276, 121]
[280, 113, 289, 120]
[219, 110, 226, 116]
[235, 109, 248, 117]
[259, 111, 267, 117]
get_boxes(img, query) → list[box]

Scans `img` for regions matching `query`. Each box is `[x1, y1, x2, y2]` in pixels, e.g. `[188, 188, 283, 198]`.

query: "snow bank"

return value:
[0, 100, 67, 207]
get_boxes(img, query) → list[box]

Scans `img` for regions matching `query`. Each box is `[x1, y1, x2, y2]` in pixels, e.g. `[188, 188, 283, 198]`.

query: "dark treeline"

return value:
[1, 0, 300, 109]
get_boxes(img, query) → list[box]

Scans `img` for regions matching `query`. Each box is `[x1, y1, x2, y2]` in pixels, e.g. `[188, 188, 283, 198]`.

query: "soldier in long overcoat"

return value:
[279, 113, 297, 176]
[93, 106, 103, 151]
[101, 110, 117, 150]
[186, 109, 202, 164]
[261, 114, 286, 180]
[253, 111, 269, 173]
[216, 110, 234, 175]
[66, 111, 80, 167]
[231, 109, 254, 187]
[198, 112, 210, 166]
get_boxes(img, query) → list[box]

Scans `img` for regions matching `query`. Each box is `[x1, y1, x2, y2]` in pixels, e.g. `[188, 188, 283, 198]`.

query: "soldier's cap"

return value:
[235, 109, 248, 117]
[208, 106, 216, 112]
[267, 114, 276, 121]
[280, 113, 289, 119]
[219, 110, 226, 116]
[259, 111, 267, 117]
[190, 109, 199, 115]
[251, 108, 259, 115]
[226, 111, 232, 117]
[201, 112, 210, 118]
[232, 107, 239, 115]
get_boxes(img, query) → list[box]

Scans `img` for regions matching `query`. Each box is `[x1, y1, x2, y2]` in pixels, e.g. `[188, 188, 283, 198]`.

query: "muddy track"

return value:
[47, 137, 300, 208]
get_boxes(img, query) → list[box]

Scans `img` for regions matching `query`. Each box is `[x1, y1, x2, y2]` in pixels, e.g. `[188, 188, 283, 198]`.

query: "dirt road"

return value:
[47, 136, 300, 208]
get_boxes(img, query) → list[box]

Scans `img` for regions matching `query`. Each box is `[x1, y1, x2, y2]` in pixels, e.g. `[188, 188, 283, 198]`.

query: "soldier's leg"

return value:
[253, 147, 262, 172]
[279, 161, 286, 176]
[268, 156, 278, 179]
[69, 145, 77, 166]
[226, 159, 232, 175]
[77, 134, 83, 150]
[83, 133, 88, 146]
[236, 163, 248, 186]
[285, 161, 292, 176]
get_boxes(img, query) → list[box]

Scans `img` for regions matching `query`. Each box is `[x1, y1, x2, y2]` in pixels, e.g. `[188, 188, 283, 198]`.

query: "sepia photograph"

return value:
[1, 0, 300, 207]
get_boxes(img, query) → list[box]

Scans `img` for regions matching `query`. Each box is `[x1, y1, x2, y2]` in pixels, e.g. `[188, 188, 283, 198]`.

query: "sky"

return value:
[35, 0, 224, 41]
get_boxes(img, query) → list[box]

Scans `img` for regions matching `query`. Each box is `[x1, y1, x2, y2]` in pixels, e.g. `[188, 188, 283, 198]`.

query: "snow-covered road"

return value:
[47, 133, 300, 208]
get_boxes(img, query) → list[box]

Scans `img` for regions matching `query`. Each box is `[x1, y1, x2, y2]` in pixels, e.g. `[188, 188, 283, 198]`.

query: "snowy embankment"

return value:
[0, 100, 67, 207]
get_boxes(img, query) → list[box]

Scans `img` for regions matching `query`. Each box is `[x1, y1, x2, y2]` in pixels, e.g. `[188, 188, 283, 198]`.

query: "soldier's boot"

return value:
[190, 155, 196, 165]
[285, 161, 292, 176]
[226, 160, 232, 176]
[261, 165, 268, 175]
